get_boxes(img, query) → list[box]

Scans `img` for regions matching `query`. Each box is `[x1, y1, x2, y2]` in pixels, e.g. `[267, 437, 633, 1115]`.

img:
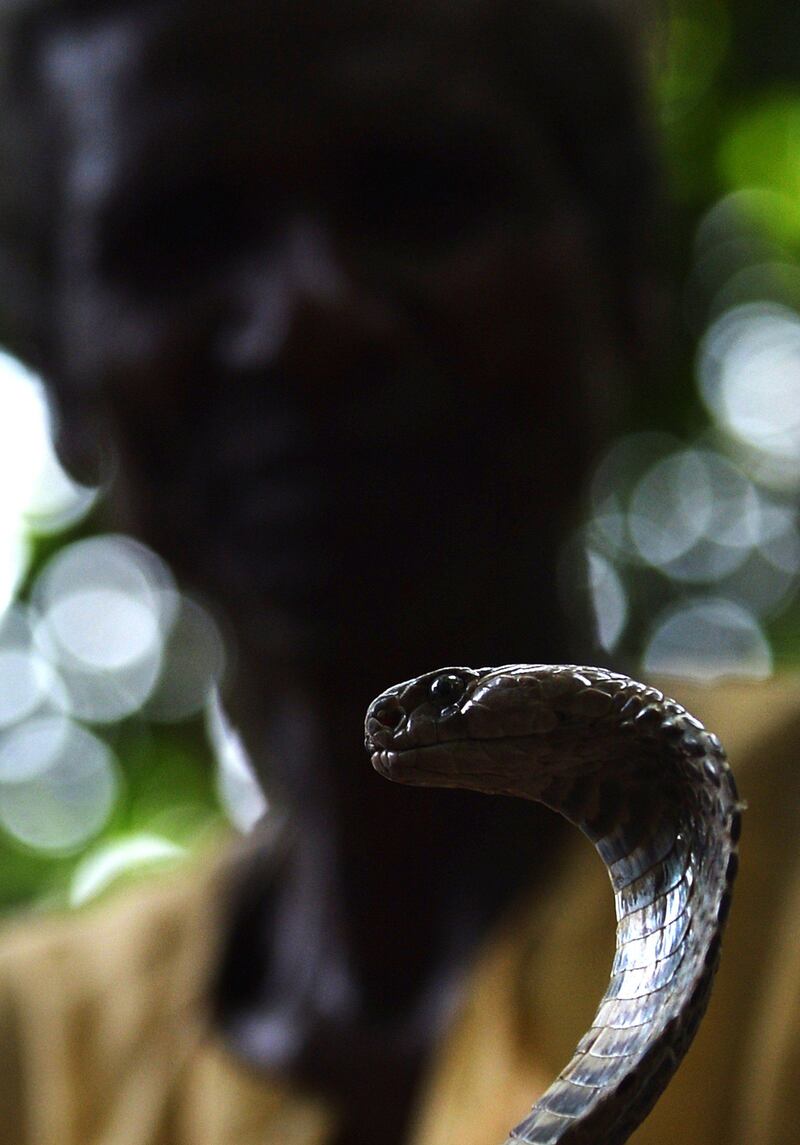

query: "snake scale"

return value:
[364, 664, 741, 1145]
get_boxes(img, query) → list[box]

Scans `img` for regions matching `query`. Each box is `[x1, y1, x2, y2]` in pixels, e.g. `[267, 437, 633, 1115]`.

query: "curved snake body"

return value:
[364, 664, 741, 1145]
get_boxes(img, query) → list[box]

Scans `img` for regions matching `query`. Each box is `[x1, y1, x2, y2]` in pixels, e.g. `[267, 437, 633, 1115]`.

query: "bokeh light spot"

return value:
[45, 588, 160, 671]
[0, 349, 96, 619]
[587, 550, 627, 652]
[699, 302, 800, 487]
[629, 449, 762, 581]
[643, 597, 772, 681]
[69, 834, 186, 907]
[0, 533, 29, 620]
[0, 717, 118, 851]
[208, 691, 268, 833]
[0, 351, 54, 531]
[145, 596, 226, 722]
[31, 535, 178, 722]
[0, 649, 57, 729]
[588, 432, 679, 560]
[0, 606, 67, 728]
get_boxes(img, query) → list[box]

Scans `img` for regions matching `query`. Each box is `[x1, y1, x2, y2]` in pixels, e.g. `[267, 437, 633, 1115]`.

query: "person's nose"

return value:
[217, 215, 398, 387]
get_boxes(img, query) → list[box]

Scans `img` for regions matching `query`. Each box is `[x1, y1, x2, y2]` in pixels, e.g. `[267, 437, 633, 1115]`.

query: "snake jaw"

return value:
[370, 748, 397, 779]
[369, 747, 458, 789]
[371, 737, 523, 796]
[369, 742, 444, 784]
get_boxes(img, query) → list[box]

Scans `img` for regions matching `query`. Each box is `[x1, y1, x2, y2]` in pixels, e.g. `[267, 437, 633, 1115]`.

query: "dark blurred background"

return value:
[0, 0, 799, 913]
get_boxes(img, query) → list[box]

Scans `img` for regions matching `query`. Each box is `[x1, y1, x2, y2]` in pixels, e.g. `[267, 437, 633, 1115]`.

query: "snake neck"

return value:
[505, 685, 741, 1145]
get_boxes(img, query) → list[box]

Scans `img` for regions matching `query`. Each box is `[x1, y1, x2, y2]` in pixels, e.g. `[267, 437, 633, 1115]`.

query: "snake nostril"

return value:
[374, 702, 404, 730]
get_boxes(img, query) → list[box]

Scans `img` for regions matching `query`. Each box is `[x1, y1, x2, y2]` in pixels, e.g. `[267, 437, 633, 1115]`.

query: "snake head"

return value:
[365, 664, 621, 793]
[364, 666, 479, 766]
[364, 665, 548, 787]
[363, 664, 487, 787]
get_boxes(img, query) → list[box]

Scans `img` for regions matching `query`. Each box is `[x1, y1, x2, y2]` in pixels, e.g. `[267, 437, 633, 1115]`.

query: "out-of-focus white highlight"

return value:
[0, 353, 43, 611]
[33, 534, 177, 639]
[69, 833, 186, 906]
[0, 650, 57, 729]
[0, 534, 29, 620]
[0, 351, 233, 863]
[208, 690, 268, 833]
[643, 597, 772, 681]
[0, 530, 229, 855]
[46, 588, 159, 671]
[587, 550, 627, 652]
[699, 302, 800, 487]
[0, 716, 117, 850]
[628, 449, 778, 581]
[0, 350, 96, 617]
[32, 535, 177, 722]
[146, 596, 226, 722]
[588, 432, 678, 560]
[587, 430, 799, 629]
[0, 604, 68, 728]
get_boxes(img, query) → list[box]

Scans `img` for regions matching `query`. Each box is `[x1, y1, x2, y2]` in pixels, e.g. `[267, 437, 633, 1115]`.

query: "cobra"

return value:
[364, 664, 741, 1145]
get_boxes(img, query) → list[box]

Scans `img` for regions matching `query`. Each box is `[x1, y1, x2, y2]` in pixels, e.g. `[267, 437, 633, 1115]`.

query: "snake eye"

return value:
[429, 673, 466, 706]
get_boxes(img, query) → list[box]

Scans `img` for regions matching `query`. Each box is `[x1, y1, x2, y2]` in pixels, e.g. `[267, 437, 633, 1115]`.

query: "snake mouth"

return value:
[370, 748, 400, 780]
[370, 745, 450, 784]
[370, 741, 479, 789]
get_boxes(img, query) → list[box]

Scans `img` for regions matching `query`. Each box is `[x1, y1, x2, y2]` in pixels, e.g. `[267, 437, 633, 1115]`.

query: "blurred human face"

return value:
[37, 0, 624, 698]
